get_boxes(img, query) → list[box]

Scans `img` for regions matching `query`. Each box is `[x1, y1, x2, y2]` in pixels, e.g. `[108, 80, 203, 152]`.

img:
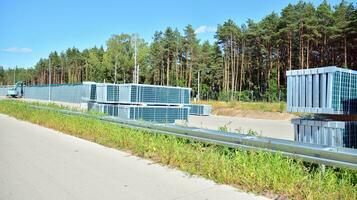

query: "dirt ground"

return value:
[212, 108, 296, 121]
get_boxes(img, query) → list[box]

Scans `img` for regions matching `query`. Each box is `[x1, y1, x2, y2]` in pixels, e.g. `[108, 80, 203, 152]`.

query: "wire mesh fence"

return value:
[0, 86, 12, 96]
[23, 84, 84, 103]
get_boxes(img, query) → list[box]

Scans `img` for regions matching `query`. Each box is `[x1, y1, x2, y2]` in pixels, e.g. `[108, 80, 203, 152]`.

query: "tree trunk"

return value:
[239, 41, 245, 101]
[42, 69, 45, 84]
[235, 47, 239, 93]
[300, 34, 304, 69]
[344, 35, 347, 67]
[230, 34, 234, 100]
[277, 49, 280, 101]
[321, 34, 326, 65]
[61, 64, 64, 84]
[167, 55, 170, 86]
[268, 47, 273, 85]
[67, 68, 69, 84]
[161, 54, 164, 85]
[85, 61, 88, 81]
[180, 56, 183, 81]
[289, 33, 292, 70]
[188, 47, 193, 88]
[175, 47, 179, 86]
[306, 40, 309, 69]
[256, 57, 260, 90]
[185, 51, 189, 87]
[224, 56, 227, 91]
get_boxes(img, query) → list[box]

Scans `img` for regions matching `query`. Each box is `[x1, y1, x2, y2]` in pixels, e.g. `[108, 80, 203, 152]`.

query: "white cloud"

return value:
[2, 47, 32, 53]
[194, 25, 217, 34]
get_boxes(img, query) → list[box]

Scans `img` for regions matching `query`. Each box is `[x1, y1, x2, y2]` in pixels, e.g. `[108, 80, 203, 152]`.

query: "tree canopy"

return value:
[1, 0, 357, 102]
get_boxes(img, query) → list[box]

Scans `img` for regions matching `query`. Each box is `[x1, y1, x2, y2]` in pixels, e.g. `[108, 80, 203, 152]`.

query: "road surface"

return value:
[187, 115, 294, 140]
[0, 114, 269, 200]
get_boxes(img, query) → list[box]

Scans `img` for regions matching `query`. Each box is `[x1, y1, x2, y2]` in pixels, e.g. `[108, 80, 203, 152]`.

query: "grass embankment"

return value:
[0, 100, 356, 200]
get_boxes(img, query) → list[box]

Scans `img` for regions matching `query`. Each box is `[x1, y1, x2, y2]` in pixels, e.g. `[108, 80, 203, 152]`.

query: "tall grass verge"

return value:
[0, 100, 356, 199]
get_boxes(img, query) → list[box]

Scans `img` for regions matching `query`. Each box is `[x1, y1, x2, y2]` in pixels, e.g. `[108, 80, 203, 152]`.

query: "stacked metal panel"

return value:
[77, 83, 192, 105]
[188, 104, 212, 116]
[287, 66, 357, 114]
[23, 84, 84, 103]
[292, 118, 357, 148]
[86, 83, 191, 123]
[88, 102, 189, 123]
[287, 66, 357, 149]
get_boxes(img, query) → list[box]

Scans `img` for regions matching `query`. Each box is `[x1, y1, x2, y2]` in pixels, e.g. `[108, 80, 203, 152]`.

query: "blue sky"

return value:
[0, 0, 342, 69]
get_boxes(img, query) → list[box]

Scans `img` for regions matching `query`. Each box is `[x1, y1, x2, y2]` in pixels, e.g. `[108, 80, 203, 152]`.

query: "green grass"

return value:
[0, 100, 356, 200]
[196, 100, 287, 113]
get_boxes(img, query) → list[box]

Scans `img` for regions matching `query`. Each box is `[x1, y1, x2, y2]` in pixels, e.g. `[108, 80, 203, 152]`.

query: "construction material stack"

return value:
[0, 81, 210, 123]
[85, 83, 191, 123]
[287, 66, 357, 148]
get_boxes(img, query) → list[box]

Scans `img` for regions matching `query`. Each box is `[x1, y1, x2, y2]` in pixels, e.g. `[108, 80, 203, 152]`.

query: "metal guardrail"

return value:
[30, 105, 357, 170]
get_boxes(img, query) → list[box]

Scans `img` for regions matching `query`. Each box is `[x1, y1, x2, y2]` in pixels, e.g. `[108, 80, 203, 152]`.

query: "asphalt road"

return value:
[0, 114, 269, 200]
